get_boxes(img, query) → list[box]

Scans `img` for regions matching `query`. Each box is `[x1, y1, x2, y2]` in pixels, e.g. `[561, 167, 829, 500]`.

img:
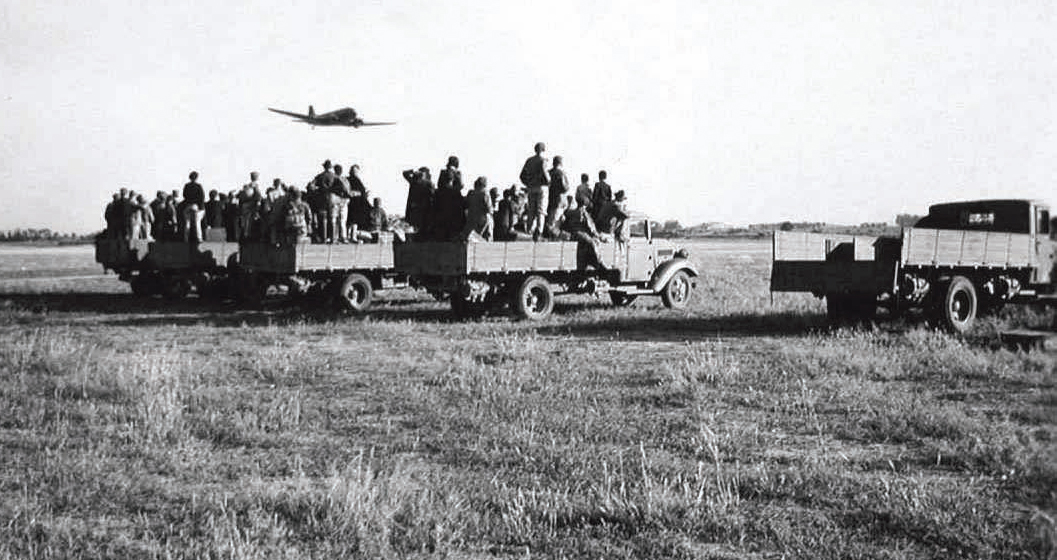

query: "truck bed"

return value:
[95, 239, 238, 271]
[395, 241, 583, 276]
[770, 231, 898, 294]
[239, 241, 395, 274]
[901, 228, 1035, 268]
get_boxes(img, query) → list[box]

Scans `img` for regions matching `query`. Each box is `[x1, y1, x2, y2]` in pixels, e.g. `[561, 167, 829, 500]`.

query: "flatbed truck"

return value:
[770, 199, 1056, 333]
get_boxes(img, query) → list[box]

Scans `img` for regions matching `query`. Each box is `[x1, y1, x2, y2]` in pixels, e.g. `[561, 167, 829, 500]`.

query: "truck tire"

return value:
[609, 292, 638, 307]
[661, 270, 692, 310]
[513, 275, 554, 320]
[939, 276, 978, 334]
[337, 273, 373, 313]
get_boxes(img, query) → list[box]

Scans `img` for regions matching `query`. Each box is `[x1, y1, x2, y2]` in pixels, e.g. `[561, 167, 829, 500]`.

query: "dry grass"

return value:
[0, 239, 1054, 559]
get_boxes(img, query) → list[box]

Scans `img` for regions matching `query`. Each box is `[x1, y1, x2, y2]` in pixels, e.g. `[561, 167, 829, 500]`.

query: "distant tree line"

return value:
[0, 229, 94, 243]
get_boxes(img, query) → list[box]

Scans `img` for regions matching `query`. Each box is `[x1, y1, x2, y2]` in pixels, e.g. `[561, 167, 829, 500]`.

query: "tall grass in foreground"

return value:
[0, 313, 1053, 558]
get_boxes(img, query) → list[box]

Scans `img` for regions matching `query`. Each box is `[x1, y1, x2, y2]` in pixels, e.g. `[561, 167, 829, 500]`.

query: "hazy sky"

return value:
[1, 0, 1054, 232]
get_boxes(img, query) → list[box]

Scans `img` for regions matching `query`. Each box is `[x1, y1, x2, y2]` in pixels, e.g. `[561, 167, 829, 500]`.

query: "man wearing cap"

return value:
[519, 142, 549, 240]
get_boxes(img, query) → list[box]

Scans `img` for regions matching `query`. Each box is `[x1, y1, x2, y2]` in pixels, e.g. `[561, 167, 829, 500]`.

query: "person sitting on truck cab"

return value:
[560, 201, 609, 271]
[596, 190, 630, 241]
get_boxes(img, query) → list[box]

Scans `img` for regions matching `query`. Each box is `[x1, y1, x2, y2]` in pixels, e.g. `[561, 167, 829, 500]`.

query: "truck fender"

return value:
[649, 259, 699, 293]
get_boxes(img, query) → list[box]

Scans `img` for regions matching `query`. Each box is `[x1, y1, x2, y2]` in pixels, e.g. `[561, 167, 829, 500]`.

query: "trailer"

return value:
[236, 235, 408, 311]
[94, 236, 240, 299]
[395, 224, 698, 320]
[770, 199, 1057, 333]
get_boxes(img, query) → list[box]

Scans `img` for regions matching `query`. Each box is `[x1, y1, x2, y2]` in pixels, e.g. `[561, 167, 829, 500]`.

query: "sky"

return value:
[1, 0, 1054, 233]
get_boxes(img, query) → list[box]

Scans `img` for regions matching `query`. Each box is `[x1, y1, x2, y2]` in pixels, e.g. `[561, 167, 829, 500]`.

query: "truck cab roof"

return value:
[915, 199, 1049, 234]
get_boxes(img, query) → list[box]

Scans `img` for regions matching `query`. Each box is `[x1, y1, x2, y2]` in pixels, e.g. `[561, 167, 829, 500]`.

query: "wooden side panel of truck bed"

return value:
[770, 231, 897, 294]
[147, 241, 240, 269]
[240, 241, 395, 273]
[96, 239, 236, 270]
[901, 228, 1035, 268]
[396, 241, 582, 276]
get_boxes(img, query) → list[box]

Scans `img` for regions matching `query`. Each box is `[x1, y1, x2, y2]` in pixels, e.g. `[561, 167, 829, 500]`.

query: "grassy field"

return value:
[0, 240, 1054, 559]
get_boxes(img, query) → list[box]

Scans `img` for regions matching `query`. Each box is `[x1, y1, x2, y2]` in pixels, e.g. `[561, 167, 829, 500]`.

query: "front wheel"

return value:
[513, 275, 554, 320]
[337, 273, 373, 313]
[661, 270, 692, 309]
[938, 276, 978, 334]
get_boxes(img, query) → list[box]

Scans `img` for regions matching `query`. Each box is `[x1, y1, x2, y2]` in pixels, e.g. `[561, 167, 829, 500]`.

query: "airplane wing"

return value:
[268, 107, 311, 120]
[357, 121, 397, 127]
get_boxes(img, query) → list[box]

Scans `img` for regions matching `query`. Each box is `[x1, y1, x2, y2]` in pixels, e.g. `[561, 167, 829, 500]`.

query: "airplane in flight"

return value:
[267, 105, 396, 128]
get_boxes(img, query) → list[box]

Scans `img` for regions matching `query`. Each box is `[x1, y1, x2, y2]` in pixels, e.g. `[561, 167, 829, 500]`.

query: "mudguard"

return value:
[649, 258, 699, 293]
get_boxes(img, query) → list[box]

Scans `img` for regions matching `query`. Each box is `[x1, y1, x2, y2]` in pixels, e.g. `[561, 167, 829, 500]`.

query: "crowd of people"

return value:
[403, 142, 630, 247]
[101, 142, 631, 261]
[102, 162, 390, 245]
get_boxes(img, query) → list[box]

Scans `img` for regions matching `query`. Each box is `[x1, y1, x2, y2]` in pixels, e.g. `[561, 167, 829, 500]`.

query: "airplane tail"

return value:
[308, 105, 315, 119]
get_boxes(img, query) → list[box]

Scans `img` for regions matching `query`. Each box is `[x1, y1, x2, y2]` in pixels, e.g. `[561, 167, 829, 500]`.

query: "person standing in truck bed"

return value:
[182, 171, 206, 243]
[403, 166, 434, 238]
[432, 156, 466, 241]
[519, 142, 549, 240]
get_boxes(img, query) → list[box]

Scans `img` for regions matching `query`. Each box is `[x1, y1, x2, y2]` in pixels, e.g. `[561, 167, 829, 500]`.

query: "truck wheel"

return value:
[337, 273, 373, 313]
[514, 275, 554, 320]
[609, 292, 638, 307]
[661, 270, 692, 310]
[939, 276, 978, 334]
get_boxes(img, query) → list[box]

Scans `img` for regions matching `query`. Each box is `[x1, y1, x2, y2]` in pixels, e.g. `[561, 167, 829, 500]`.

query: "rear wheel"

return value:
[938, 276, 978, 335]
[513, 275, 554, 320]
[337, 273, 373, 313]
[661, 270, 692, 309]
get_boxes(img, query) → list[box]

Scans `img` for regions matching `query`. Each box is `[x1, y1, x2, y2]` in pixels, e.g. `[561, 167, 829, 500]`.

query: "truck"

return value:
[236, 235, 409, 311]
[94, 237, 240, 299]
[770, 199, 1056, 333]
[394, 219, 699, 320]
